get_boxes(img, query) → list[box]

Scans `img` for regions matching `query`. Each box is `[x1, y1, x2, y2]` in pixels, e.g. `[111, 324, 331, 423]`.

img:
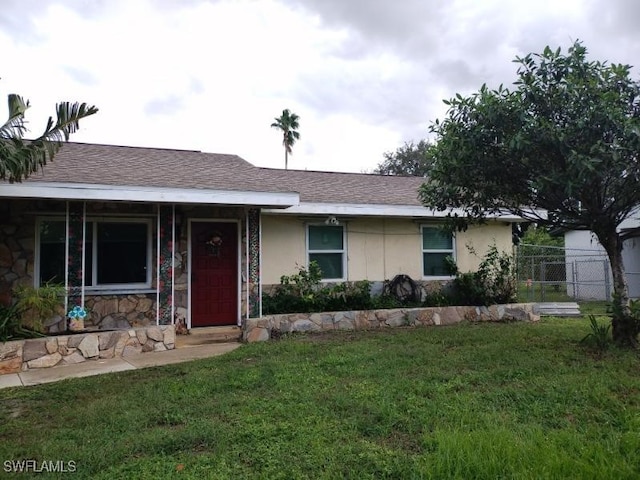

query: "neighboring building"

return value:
[564, 213, 640, 300]
[0, 142, 519, 332]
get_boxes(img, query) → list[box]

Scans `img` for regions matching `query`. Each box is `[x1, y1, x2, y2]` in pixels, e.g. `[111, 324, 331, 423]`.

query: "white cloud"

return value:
[0, 0, 639, 173]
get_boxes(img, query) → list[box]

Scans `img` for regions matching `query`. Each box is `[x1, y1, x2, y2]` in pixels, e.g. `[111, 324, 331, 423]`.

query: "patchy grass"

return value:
[1, 319, 639, 479]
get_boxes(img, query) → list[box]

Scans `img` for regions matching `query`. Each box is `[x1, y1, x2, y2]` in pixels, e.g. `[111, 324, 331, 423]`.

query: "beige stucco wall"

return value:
[260, 214, 513, 284]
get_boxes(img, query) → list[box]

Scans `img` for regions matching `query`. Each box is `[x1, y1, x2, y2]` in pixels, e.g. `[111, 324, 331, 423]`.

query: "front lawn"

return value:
[1, 318, 639, 479]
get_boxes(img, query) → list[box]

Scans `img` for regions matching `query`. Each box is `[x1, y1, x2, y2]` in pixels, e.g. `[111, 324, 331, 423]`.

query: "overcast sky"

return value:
[1, 0, 639, 173]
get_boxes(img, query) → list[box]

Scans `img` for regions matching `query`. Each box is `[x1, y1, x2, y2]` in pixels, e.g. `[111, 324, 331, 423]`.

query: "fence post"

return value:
[603, 260, 611, 300]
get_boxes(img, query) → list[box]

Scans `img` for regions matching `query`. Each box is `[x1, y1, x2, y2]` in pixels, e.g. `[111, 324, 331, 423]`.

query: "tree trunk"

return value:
[596, 228, 638, 347]
[285, 149, 288, 170]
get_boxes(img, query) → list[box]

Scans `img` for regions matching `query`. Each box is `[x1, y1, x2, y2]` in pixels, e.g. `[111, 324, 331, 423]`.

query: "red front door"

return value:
[190, 221, 238, 327]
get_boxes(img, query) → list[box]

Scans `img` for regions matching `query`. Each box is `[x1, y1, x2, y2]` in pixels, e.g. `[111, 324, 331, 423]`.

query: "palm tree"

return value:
[0, 94, 98, 182]
[271, 109, 300, 170]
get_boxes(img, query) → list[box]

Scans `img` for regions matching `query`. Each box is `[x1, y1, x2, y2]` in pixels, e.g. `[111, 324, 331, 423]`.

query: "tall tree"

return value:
[0, 94, 98, 182]
[271, 109, 300, 170]
[419, 41, 640, 346]
[374, 140, 435, 176]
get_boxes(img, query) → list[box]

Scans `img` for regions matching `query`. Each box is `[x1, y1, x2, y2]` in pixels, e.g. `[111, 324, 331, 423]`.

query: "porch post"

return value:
[247, 208, 261, 318]
[66, 201, 85, 311]
[156, 204, 175, 325]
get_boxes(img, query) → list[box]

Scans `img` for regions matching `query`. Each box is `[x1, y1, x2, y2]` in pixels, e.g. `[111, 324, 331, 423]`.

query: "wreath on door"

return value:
[205, 231, 223, 257]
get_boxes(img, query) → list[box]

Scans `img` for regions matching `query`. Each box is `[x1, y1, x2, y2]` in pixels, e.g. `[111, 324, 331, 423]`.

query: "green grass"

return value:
[517, 282, 576, 303]
[1, 319, 639, 479]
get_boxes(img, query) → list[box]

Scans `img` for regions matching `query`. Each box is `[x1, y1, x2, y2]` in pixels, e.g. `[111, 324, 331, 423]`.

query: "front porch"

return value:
[0, 199, 268, 334]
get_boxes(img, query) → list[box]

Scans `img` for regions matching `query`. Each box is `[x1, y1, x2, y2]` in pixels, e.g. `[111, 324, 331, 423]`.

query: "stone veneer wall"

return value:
[243, 303, 539, 342]
[0, 325, 176, 374]
[0, 200, 255, 333]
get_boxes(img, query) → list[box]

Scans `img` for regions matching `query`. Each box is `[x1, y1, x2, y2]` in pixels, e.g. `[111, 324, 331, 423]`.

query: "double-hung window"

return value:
[307, 225, 345, 280]
[422, 226, 455, 278]
[37, 218, 152, 289]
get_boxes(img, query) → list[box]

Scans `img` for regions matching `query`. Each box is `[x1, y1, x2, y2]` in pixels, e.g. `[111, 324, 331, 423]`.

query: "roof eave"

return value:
[263, 203, 524, 221]
[0, 182, 299, 208]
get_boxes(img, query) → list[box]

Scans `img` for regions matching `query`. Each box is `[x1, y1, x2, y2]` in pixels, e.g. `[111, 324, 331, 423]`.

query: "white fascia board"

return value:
[0, 182, 299, 207]
[263, 202, 525, 221]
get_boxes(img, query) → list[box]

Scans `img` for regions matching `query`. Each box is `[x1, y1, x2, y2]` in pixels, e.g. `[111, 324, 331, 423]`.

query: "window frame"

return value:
[421, 225, 456, 280]
[35, 216, 154, 292]
[306, 223, 347, 281]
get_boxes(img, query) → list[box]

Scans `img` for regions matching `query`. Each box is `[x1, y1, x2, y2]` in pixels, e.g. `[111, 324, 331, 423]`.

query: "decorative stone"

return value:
[0, 341, 22, 361]
[246, 327, 269, 342]
[114, 333, 129, 356]
[78, 334, 99, 358]
[122, 345, 142, 357]
[386, 310, 407, 327]
[502, 308, 529, 322]
[22, 340, 47, 362]
[45, 338, 58, 354]
[292, 319, 319, 332]
[135, 329, 148, 345]
[92, 298, 118, 318]
[62, 352, 86, 364]
[153, 342, 167, 352]
[135, 297, 153, 313]
[118, 297, 137, 313]
[27, 352, 62, 369]
[13, 258, 27, 277]
[99, 347, 115, 359]
[98, 331, 117, 350]
[142, 340, 155, 352]
[101, 315, 131, 330]
[0, 244, 13, 268]
[146, 326, 163, 342]
[163, 326, 175, 346]
[67, 335, 84, 348]
[0, 356, 22, 375]
[58, 346, 76, 356]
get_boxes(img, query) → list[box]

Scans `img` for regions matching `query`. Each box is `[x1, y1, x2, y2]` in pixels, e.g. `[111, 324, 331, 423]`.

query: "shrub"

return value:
[263, 264, 378, 314]
[0, 303, 44, 341]
[13, 282, 66, 333]
[580, 315, 612, 351]
[449, 244, 517, 306]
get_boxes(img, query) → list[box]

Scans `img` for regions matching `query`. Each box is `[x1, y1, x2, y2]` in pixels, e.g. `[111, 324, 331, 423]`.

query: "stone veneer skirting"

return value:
[243, 303, 539, 342]
[0, 325, 176, 375]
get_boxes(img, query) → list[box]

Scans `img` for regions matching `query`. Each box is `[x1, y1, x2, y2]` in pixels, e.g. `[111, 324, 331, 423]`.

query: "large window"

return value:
[308, 225, 345, 280]
[422, 226, 455, 277]
[37, 218, 152, 289]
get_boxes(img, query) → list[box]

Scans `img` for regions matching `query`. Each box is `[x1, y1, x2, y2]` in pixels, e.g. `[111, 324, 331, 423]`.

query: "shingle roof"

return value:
[21, 142, 427, 206]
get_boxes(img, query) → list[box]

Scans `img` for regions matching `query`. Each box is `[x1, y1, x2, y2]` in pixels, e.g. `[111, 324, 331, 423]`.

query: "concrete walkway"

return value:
[0, 342, 242, 389]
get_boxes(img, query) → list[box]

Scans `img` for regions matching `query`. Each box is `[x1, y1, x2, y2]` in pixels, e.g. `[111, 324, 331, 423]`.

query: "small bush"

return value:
[581, 315, 612, 351]
[0, 303, 44, 341]
[449, 244, 517, 306]
[13, 282, 66, 333]
[263, 263, 377, 314]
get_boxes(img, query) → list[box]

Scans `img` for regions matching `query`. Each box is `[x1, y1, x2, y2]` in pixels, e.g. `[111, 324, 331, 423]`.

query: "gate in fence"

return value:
[516, 244, 611, 302]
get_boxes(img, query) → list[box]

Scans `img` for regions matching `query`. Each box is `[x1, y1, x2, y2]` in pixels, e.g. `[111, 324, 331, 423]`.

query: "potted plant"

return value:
[67, 305, 88, 332]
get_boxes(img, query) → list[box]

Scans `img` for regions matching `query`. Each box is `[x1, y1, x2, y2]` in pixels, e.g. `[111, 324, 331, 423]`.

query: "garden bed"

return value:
[244, 303, 538, 342]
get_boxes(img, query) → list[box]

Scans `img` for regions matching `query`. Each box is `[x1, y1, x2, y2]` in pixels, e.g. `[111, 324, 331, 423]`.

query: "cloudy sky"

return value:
[1, 0, 639, 173]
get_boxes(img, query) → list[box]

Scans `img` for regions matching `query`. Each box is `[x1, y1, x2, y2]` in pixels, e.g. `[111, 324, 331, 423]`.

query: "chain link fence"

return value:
[516, 244, 611, 302]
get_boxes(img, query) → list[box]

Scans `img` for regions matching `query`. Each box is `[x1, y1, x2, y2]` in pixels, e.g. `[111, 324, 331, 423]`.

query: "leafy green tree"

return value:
[519, 225, 563, 248]
[0, 94, 98, 182]
[374, 140, 435, 176]
[420, 41, 640, 346]
[271, 108, 300, 170]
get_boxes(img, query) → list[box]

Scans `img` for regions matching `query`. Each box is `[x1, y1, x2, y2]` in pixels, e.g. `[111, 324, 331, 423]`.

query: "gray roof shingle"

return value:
[20, 142, 427, 206]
